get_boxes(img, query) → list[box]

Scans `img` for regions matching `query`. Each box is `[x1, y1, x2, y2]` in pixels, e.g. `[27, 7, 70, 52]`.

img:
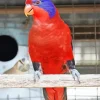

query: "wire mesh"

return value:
[0, 0, 100, 100]
[0, 87, 100, 100]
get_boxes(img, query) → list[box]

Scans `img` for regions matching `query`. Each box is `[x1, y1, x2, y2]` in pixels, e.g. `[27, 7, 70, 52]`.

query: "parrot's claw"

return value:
[76, 73, 81, 84]
[70, 69, 80, 84]
[72, 76, 75, 81]
[34, 70, 42, 83]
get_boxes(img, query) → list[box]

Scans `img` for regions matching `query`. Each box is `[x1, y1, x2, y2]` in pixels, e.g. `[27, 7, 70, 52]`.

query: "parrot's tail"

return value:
[43, 88, 67, 100]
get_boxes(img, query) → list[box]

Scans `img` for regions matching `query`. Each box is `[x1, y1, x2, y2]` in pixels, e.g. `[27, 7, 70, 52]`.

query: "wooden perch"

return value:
[0, 74, 100, 88]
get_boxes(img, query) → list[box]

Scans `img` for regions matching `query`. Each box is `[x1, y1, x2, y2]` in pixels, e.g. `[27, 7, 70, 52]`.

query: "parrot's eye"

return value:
[36, 0, 40, 4]
[34, 0, 41, 5]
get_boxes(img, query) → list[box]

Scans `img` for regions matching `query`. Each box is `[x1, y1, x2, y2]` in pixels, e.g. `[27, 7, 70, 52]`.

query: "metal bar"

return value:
[7, 95, 9, 100]
[0, 5, 100, 14]
[18, 95, 20, 100]
[94, 0, 98, 74]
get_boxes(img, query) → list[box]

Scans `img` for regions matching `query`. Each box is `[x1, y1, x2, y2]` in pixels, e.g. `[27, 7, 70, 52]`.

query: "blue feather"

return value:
[32, 0, 56, 18]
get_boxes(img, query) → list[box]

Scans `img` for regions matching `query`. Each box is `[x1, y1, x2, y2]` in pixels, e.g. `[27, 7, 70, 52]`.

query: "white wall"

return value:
[0, 46, 28, 74]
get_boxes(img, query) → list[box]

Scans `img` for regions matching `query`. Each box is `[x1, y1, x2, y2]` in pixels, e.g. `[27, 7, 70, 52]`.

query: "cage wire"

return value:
[0, 87, 100, 100]
[0, 0, 100, 100]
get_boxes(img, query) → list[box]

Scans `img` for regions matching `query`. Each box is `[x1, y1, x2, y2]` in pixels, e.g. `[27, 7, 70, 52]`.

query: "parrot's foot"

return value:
[34, 70, 42, 83]
[70, 69, 80, 84]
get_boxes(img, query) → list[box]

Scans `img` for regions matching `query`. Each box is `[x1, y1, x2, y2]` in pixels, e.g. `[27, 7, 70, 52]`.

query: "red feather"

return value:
[25, 0, 32, 4]
[28, 7, 73, 74]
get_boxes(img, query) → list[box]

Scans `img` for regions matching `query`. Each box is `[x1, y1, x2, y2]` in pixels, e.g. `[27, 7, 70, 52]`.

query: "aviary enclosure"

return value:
[0, 0, 100, 100]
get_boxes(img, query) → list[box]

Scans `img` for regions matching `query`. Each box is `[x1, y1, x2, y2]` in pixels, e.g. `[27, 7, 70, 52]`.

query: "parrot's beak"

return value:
[24, 4, 34, 17]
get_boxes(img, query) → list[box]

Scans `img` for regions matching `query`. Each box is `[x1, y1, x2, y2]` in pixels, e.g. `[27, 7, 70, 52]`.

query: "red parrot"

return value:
[24, 0, 80, 100]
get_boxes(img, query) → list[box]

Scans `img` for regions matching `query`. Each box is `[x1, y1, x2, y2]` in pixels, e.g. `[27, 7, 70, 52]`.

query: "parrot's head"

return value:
[24, 0, 56, 21]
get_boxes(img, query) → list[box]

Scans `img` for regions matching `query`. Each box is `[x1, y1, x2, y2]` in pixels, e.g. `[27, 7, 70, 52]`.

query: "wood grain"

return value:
[0, 74, 100, 88]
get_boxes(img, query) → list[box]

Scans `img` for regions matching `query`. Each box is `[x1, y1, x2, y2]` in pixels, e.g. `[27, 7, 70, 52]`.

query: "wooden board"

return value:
[0, 74, 100, 88]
